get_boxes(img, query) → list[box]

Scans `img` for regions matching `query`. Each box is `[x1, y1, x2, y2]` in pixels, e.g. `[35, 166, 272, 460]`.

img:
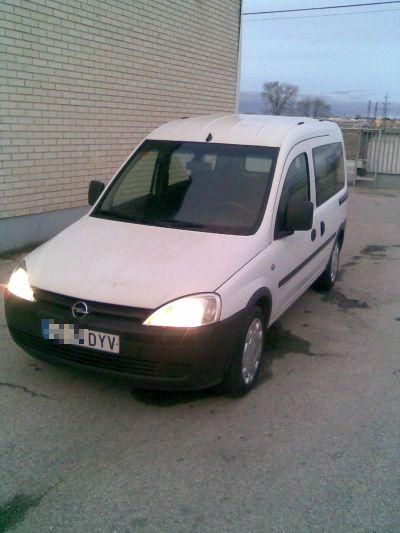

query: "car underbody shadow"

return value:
[130, 386, 221, 407]
[256, 322, 321, 387]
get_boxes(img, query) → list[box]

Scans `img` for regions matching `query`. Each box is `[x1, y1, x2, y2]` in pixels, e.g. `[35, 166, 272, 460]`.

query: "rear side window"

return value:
[313, 143, 345, 206]
[169, 151, 192, 185]
[245, 155, 273, 174]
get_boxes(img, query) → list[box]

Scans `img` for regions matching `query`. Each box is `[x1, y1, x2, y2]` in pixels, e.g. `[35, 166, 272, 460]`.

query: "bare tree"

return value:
[262, 81, 298, 115]
[296, 97, 313, 117]
[262, 82, 331, 118]
[296, 96, 331, 118]
[311, 97, 331, 118]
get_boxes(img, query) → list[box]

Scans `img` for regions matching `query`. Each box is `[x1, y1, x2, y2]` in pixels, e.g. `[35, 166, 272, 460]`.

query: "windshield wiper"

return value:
[94, 210, 141, 222]
[161, 220, 208, 230]
[94, 211, 208, 230]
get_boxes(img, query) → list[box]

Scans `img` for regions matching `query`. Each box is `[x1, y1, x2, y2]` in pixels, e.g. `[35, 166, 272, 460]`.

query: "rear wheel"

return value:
[314, 239, 340, 291]
[221, 307, 265, 397]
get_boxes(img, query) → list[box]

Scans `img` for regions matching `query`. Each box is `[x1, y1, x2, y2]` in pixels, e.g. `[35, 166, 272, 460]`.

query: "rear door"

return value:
[268, 142, 321, 320]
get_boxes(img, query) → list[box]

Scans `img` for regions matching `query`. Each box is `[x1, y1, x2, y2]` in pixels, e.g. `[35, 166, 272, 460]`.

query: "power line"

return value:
[243, 1, 400, 16]
[244, 6, 400, 21]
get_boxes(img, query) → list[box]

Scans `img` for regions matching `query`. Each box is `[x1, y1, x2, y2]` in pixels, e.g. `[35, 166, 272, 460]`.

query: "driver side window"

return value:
[275, 153, 310, 238]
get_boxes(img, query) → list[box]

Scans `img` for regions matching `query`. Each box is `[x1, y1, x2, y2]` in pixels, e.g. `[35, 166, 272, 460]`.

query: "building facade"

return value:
[1, 0, 241, 252]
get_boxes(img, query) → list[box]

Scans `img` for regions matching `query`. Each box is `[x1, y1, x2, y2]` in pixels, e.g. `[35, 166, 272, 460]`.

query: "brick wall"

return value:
[0, 0, 240, 219]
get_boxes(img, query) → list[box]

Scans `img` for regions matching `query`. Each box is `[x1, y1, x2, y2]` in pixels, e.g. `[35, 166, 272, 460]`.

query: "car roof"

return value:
[147, 114, 342, 148]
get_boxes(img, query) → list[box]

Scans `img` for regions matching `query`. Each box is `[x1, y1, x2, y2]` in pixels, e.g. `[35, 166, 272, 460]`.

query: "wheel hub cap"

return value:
[241, 318, 263, 385]
[330, 242, 340, 282]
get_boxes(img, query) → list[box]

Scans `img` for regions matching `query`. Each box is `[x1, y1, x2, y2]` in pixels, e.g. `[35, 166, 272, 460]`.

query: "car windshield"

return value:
[93, 140, 278, 235]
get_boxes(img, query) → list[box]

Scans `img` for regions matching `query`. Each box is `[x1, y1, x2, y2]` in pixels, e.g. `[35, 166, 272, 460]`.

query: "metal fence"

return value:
[355, 129, 400, 188]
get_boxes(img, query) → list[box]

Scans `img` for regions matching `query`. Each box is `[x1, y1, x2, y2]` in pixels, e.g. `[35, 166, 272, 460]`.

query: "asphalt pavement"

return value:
[1, 187, 399, 532]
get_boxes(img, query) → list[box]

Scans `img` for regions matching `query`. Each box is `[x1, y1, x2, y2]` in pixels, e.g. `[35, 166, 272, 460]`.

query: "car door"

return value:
[309, 140, 347, 275]
[268, 144, 321, 322]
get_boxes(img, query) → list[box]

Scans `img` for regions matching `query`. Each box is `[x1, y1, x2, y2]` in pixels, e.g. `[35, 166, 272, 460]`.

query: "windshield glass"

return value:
[93, 140, 278, 235]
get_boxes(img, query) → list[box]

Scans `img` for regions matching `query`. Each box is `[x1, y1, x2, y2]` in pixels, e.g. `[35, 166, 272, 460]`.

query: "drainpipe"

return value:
[235, 0, 243, 113]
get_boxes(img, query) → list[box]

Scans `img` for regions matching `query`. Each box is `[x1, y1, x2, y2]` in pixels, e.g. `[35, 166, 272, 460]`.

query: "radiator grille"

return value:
[33, 288, 150, 322]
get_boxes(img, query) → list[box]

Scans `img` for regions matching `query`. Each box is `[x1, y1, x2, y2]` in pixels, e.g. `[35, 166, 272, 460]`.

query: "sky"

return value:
[240, 0, 400, 113]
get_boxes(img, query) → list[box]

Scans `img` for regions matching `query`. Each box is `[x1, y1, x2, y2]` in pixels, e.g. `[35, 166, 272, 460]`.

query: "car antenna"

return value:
[206, 133, 213, 142]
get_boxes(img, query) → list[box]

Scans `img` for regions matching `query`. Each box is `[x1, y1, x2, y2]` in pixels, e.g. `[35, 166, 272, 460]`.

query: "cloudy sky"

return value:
[240, 0, 400, 111]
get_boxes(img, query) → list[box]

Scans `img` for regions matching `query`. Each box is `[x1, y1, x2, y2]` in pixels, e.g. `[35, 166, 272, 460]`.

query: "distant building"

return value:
[329, 117, 369, 129]
[1, 0, 242, 252]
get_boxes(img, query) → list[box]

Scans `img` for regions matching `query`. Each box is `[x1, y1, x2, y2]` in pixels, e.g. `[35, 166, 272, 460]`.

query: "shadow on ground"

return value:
[256, 322, 321, 386]
[0, 494, 44, 532]
[130, 387, 222, 407]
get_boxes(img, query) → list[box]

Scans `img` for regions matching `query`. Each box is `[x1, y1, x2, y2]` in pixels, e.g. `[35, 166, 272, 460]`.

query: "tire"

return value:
[314, 239, 340, 291]
[221, 307, 265, 398]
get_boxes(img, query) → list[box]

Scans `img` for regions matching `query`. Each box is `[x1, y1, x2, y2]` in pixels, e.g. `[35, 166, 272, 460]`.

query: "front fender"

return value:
[216, 247, 276, 322]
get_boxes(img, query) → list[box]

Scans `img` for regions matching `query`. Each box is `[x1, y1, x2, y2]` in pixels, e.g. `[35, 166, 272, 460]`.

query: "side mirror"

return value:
[88, 180, 105, 206]
[286, 200, 314, 231]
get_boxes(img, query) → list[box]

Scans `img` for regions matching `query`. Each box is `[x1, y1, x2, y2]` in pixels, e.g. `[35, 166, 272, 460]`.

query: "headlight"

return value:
[7, 261, 35, 302]
[143, 293, 221, 328]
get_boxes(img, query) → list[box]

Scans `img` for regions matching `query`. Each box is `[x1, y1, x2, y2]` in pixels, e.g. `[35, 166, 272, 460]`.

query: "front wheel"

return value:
[221, 307, 265, 398]
[314, 239, 340, 291]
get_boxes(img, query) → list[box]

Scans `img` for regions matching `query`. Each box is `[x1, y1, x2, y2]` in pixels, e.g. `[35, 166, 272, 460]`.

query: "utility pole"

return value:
[382, 93, 389, 128]
[367, 100, 371, 122]
[374, 101, 378, 124]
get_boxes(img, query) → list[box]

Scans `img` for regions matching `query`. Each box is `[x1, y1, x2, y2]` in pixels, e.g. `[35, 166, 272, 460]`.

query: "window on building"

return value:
[313, 142, 345, 206]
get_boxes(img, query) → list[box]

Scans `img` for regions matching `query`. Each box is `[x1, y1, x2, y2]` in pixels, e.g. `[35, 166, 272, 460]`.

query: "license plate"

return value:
[41, 319, 120, 354]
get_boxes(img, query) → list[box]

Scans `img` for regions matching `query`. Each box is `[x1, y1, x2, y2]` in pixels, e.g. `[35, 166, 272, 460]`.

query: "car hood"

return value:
[26, 215, 262, 309]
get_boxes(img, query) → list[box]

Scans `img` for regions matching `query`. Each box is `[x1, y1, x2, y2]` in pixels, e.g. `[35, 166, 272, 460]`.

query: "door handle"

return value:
[311, 228, 317, 241]
[320, 221, 325, 236]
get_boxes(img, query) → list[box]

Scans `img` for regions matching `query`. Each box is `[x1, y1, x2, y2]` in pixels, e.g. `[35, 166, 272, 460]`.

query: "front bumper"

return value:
[4, 289, 247, 391]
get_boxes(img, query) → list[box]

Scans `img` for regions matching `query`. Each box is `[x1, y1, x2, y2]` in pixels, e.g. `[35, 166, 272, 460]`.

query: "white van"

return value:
[5, 115, 348, 396]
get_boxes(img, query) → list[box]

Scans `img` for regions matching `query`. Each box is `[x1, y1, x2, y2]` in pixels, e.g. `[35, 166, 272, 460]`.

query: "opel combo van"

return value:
[5, 115, 348, 396]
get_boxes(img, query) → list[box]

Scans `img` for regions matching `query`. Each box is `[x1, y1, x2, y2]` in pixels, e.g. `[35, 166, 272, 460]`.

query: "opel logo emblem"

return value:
[72, 301, 89, 319]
